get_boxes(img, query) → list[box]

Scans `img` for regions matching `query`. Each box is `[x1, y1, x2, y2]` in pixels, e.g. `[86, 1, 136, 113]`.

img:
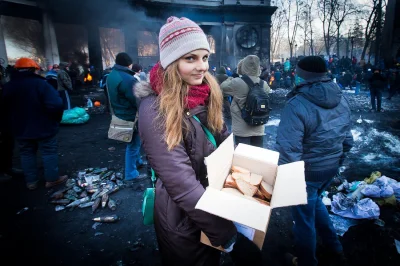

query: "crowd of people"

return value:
[5, 15, 400, 266]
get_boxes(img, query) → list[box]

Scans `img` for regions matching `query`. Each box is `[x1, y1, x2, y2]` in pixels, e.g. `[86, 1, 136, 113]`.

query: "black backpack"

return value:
[238, 75, 271, 126]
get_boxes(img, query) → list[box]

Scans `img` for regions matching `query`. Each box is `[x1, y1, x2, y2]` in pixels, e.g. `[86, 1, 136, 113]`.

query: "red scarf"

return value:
[149, 62, 210, 109]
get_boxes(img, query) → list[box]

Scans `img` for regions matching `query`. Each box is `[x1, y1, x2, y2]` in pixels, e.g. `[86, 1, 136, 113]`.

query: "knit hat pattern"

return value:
[159, 16, 210, 69]
[241, 55, 261, 77]
[296, 56, 327, 80]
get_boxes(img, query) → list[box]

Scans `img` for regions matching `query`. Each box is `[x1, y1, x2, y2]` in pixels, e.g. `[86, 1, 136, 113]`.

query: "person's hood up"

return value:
[241, 55, 261, 77]
[291, 77, 342, 109]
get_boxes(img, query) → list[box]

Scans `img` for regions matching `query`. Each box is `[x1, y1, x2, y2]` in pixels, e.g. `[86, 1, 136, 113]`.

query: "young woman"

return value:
[134, 17, 261, 266]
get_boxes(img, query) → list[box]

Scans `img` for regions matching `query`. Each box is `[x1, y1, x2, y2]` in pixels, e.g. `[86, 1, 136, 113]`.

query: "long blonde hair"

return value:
[158, 61, 224, 150]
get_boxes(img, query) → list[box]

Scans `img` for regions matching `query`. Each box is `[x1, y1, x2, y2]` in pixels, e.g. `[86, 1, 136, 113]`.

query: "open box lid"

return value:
[233, 143, 280, 186]
[198, 134, 271, 232]
[270, 161, 307, 208]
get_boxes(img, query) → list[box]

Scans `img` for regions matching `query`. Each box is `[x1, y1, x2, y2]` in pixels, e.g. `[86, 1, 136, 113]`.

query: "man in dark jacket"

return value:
[57, 62, 73, 110]
[0, 71, 24, 182]
[275, 56, 353, 266]
[368, 68, 386, 112]
[106, 52, 146, 181]
[2, 58, 67, 190]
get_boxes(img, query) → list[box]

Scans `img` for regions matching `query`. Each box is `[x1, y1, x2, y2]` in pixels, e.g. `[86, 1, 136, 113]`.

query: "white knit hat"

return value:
[159, 16, 210, 69]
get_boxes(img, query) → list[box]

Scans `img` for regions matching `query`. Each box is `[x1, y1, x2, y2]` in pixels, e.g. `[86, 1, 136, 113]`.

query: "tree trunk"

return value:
[336, 27, 340, 57]
[361, 39, 370, 60]
[325, 35, 330, 56]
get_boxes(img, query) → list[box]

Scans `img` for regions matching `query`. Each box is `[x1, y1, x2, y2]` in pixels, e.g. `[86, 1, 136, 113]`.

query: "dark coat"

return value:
[106, 64, 138, 122]
[368, 72, 386, 89]
[135, 82, 236, 266]
[2, 71, 64, 140]
[276, 77, 353, 173]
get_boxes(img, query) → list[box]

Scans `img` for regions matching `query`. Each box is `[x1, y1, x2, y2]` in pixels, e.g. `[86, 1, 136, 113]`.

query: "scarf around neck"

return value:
[149, 62, 210, 109]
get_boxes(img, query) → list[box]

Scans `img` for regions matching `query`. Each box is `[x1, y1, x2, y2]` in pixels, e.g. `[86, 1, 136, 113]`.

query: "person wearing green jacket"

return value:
[107, 52, 146, 181]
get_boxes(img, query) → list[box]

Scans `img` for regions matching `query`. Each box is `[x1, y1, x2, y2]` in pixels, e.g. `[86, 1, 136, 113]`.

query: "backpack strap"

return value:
[241, 75, 255, 89]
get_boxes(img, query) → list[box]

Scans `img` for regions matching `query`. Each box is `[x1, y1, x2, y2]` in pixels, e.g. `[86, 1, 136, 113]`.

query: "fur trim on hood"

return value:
[134, 81, 156, 99]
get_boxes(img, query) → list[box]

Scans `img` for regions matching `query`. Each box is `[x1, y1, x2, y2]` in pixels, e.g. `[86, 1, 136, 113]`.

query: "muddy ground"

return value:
[0, 86, 399, 266]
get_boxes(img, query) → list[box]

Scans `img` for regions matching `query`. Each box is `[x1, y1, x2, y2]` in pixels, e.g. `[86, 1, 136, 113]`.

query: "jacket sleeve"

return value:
[263, 80, 271, 94]
[275, 101, 305, 165]
[139, 98, 236, 247]
[59, 71, 72, 90]
[39, 81, 64, 122]
[220, 77, 234, 97]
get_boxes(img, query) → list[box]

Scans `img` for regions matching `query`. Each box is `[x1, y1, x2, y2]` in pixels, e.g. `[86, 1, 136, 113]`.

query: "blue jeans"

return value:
[18, 135, 59, 184]
[292, 175, 343, 266]
[125, 131, 143, 180]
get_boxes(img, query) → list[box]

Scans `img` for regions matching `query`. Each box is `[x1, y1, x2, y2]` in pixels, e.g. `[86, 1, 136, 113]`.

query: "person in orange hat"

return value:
[2, 58, 68, 190]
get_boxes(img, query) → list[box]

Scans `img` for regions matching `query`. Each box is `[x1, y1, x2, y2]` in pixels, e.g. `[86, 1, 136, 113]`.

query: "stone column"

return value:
[0, 16, 8, 67]
[220, 24, 226, 67]
[225, 23, 235, 68]
[42, 12, 60, 68]
[260, 25, 271, 69]
[87, 24, 103, 73]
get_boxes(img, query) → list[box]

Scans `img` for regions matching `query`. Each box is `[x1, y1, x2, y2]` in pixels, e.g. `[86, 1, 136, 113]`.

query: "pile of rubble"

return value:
[49, 168, 124, 222]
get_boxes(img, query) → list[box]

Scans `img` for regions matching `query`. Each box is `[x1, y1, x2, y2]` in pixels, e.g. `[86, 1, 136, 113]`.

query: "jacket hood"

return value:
[134, 81, 155, 99]
[295, 77, 342, 109]
[113, 64, 134, 75]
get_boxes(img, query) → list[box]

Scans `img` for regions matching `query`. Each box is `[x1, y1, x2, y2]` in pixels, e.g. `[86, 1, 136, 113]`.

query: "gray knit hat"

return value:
[241, 55, 261, 77]
[159, 16, 210, 69]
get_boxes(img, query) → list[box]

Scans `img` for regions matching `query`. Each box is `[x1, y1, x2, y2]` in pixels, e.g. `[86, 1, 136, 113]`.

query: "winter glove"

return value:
[227, 232, 262, 266]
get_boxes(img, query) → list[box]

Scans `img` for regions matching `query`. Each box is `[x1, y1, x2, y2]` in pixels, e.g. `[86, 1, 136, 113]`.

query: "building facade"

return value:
[0, 0, 277, 72]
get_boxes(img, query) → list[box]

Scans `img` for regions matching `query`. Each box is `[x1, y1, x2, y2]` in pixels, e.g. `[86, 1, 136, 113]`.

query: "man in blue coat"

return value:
[275, 56, 353, 266]
[2, 58, 67, 190]
[106, 52, 146, 181]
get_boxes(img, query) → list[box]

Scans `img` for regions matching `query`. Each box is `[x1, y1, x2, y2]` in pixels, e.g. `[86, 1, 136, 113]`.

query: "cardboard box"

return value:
[195, 134, 307, 250]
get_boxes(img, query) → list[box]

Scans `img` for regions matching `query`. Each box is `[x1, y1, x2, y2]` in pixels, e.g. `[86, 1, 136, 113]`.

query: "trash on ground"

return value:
[322, 196, 332, 206]
[61, 107, 90, 125]
[92, 222, 102, 230]
[329, 214, 359, 236]
[361, 176, 395, 198]
[16, 207, 29, 215]
[321, 191, 331, 205]
[94, 232, 104, 236]
[93, 215, 120, 223]
[372, 195, 397, 206]
[395, 239, 400, 254]
[374, 218, 385, 227]
[50, 167, 125, 215]
[55, 205, 65, 212]
[331, 193, 380, 219]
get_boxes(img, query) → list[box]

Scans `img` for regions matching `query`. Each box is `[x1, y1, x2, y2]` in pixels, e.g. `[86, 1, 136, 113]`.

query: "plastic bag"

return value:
[61, 107, 90, 125]
[361, 176, 395, 198]
[382, 176, 400, 200]
[329, 214, 359, 236]
[331, 193, 380, 219]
